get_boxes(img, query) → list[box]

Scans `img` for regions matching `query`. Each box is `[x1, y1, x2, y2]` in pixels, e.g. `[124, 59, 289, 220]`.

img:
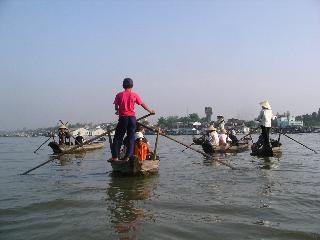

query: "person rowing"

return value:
[252, 100, 276, 153]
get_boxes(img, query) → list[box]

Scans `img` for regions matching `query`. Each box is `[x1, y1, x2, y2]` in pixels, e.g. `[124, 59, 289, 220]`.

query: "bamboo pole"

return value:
[281, 132, 317, 154]
[33, 135, 53, 153]
[153, 129, 160, 160]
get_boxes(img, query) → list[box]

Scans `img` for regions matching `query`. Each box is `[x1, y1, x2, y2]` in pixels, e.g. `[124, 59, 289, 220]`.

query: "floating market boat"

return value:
[250, 139, 282, 157]
[201, 140, 251, 154]
[48, 141, 104, 154]
[109, 156, 160, 175]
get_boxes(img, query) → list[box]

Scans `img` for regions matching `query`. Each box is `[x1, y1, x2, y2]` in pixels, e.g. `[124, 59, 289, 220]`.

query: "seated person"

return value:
[218, 129, 230, 146]
[205, 125, 219, 146]
[228, 129, 239, 146]
[134, 132, 149, 161]
[136, 124, 149, 145]
[75, 132, 84, 145]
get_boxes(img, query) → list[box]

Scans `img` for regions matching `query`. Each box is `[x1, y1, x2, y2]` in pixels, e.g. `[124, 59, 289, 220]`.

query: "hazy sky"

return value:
[1, 0, 320, 130]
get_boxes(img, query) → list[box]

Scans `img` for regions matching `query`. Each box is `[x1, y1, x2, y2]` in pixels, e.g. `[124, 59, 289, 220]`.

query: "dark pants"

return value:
[261, 126, 271, 149]
[111, 116, 136, 158]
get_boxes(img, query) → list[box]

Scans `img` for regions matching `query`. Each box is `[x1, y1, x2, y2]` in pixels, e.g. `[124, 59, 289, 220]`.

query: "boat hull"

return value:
[110, 156, 160, 175]
[250, 147, 282, 157]
[48, 142, 104, 154]
[202, 141, 250, 154]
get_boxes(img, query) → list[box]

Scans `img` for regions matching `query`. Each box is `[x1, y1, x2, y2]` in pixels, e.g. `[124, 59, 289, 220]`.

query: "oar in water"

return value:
[279, 131, 318, 154]
[137, 122, 236, 170]
[181, 142, 195, 152]
[21, 113, 154, 175]
[33, 135, 53, 154]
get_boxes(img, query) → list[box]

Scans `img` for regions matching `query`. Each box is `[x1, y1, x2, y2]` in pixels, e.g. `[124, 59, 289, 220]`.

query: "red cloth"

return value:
[113, 89, 143, 116]
[134, 141, 149, 161]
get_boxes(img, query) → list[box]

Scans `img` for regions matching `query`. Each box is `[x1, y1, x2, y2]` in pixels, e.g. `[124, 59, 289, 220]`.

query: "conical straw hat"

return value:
[259, 100, 271, 110]
[59, 124, 67, 129]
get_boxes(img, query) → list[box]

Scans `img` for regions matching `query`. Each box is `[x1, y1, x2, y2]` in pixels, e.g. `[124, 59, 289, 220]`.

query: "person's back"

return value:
[111, 78, 155, 161]
[257, 108, 273, 127]
[114, 89, 142, 117]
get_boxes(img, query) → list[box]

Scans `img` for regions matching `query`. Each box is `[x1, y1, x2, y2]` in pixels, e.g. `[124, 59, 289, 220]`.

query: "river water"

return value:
[0, 134, 320, 240]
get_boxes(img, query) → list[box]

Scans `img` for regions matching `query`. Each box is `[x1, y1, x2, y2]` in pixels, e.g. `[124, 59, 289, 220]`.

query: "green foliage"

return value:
[157, 113, 200, 128]
[296, 109, 320, 126]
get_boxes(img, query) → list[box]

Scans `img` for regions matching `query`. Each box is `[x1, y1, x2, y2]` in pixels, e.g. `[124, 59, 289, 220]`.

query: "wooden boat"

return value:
[48, 141, 104, 154]
[109, 156, 160, 175]
[250, 139, 282, 157]
[201, 140, 250, 154]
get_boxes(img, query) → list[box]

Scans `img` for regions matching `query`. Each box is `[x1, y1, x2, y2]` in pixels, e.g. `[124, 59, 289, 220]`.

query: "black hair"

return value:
[123, 78, 133, 89]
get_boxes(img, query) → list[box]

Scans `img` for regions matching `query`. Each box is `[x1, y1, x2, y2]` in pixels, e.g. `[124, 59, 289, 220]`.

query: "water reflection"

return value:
[106, 174, 159, 239]
[258, 156, 281, 170]
[49, 153, 86, 166]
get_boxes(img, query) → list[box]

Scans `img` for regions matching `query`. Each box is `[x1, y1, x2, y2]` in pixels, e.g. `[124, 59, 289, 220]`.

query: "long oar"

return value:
[181, 142, 195, 152]
[33, 135, 53, 153]
[281, 132, 318, 154]
[137, 122, 236, 170]
[21, 113, 154, 175]
[238, 126, 260, 142]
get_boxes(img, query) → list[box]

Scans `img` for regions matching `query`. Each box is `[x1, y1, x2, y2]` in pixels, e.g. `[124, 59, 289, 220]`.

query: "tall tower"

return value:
[205, 107, 213, 122]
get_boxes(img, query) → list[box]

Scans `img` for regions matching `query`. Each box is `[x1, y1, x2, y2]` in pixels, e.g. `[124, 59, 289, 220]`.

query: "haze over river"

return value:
[1, 134, 320, 240]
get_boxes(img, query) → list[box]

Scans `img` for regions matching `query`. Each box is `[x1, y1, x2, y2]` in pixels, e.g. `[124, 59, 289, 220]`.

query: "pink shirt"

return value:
[113, 89, 143, 116]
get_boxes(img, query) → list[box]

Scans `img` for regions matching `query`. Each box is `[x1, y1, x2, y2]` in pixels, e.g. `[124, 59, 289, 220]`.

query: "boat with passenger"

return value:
[250, 138, 282, 157]
[48, 141, 104, 154]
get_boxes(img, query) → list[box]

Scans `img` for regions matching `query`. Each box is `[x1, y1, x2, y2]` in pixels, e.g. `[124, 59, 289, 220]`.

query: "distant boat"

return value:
[48, 141, 104, 154]
[201, 140, 250, 154]
[193, 137, 250, 154]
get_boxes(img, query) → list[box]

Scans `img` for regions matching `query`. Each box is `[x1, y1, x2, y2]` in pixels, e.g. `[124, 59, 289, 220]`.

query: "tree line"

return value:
[295, 108, 320, 126]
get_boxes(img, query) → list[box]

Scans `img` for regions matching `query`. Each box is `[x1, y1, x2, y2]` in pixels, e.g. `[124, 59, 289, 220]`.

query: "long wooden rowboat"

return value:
[201, 141, 250, 154]
[250, 146, 282, 157]
[109, 156, 160, 175]
[48, 141, 104, 154]
[250, 139, 282, 157]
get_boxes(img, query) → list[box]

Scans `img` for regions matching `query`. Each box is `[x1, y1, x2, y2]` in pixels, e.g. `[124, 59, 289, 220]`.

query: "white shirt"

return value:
[219, 133, 231, 145]
[209, 131, 219, 146]
[257, 109, 275, 127]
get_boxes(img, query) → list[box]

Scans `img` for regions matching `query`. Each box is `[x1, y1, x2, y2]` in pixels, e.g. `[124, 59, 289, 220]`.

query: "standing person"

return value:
[58, 125, 67, 145]
[215, 115, 225, 132]
[111, 78, 155, 161]
[256, 100, 275, 152]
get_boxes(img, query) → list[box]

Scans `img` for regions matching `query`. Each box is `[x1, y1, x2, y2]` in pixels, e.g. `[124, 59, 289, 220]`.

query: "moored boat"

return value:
[48, 141, 104, 154]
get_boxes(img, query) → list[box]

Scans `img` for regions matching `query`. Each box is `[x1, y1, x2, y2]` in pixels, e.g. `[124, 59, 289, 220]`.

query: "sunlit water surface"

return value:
[0, 134, 320, 240]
